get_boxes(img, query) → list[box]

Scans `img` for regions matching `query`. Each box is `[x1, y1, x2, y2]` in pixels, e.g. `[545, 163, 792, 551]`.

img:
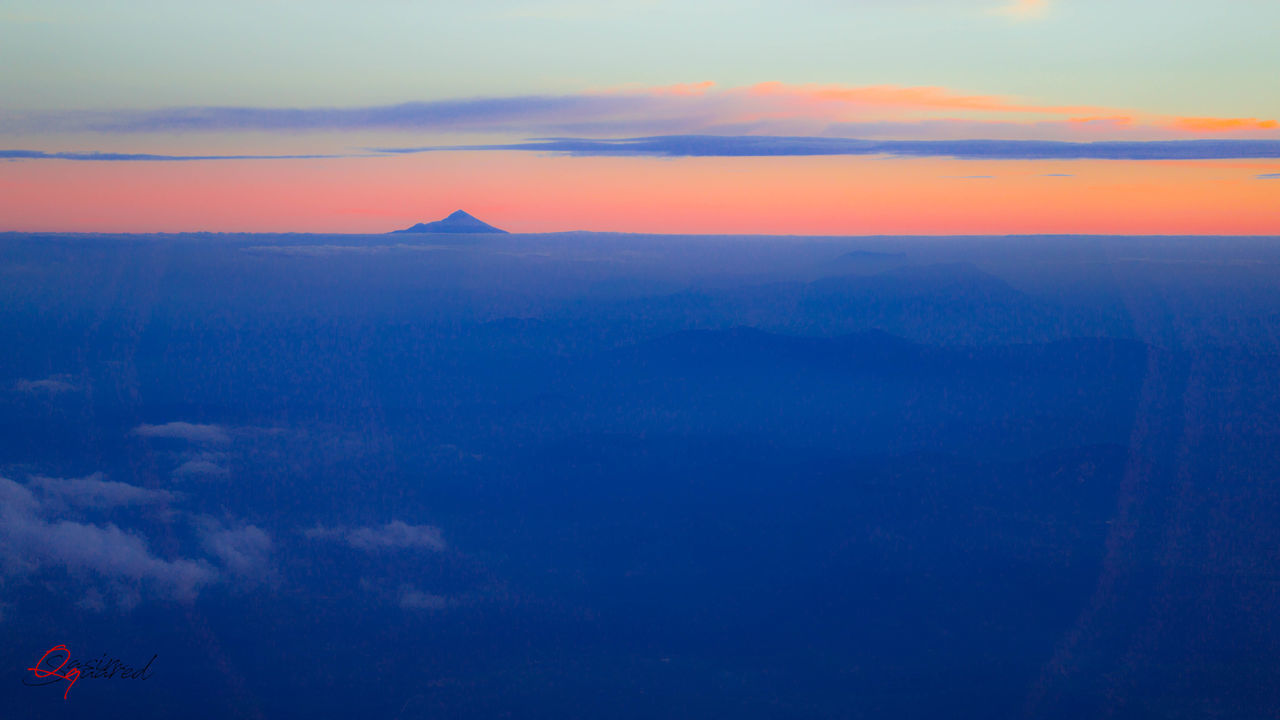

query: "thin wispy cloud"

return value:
[158, 424, 291, 481]
[385, 135, 1280, 160]
[6, 82, 1278, 172]
[399, 586, 451, 610]
[12, 136, 1280, 164]
[6, 96, 635, 135]
[197, 518, 274, 579]
[29, 473, 176, 511]
[172, 458, 231, 478]
[133, 421, 232, 444]
[13, 375, 78, 393]
[305, 521, 446, 552]
[7, 83, 1275, 143]
[11, 135, 1280, 164]
[1, 150, 349, 162]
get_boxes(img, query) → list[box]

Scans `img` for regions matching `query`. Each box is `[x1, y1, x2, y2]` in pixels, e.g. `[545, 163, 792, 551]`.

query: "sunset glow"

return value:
[2, 0, 1278, 234]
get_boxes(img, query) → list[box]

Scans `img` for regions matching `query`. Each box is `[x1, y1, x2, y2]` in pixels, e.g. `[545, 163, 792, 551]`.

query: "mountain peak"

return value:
[392, 210, 508, 234]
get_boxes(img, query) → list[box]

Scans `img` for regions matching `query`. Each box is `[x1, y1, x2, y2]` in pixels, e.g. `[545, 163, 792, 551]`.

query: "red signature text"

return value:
[27, 645, 81, 700]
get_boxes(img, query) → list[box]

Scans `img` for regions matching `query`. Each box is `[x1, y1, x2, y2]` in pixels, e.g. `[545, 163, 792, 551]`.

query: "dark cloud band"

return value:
[9, 136, 1280, 163]
[7, 96, 637, 134]
[418, 135, 1280, 160]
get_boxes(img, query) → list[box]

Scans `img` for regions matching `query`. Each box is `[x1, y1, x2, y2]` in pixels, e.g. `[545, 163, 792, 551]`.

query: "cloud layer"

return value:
[398, 586, 450, 610]
[0, 150, 346, 162]
[13, 375, 78, 393]
[401, 135, 1280, 161]
[197, 519, 274, 578]
[6, 82, 1277, 167]
[134, 421, 232, 444]
[0, 476, 215, 604]
[29, 473, 176, 511]
[10, 136, 1280, 163]
[8, 82, 1277, 143]
[306, 521, 446, 552]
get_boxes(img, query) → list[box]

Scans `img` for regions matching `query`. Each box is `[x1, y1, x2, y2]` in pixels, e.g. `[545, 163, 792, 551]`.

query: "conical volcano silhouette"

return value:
[393, 210, 508, 234]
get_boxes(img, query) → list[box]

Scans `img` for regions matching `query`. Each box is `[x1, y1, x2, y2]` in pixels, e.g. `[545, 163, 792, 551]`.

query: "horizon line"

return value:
[4, 228, 1280, 239]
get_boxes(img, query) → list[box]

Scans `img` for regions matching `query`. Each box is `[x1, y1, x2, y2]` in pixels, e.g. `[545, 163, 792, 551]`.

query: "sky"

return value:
[2, 0, 1279, 234]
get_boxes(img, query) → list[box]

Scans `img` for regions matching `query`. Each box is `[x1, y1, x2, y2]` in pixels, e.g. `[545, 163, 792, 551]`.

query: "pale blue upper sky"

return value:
[3, 0, 1279, 119]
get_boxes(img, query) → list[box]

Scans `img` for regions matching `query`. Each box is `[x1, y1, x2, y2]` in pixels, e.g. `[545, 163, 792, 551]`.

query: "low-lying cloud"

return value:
[0, 149, 347, 162]
[10, 83, 1275, 139]
[197, 519, 274, 579]
[134, 421, 232, 444]
[389, 135, 1280, 161]
[172, 457, 231, 479]
[0, 476, 216, 604]
[13, 375, 78, 393]
[13, 135, 1280, 165]
[398, 586, 451, 610]
[29, 473, 176, 511]
[306, 521, 446, 552]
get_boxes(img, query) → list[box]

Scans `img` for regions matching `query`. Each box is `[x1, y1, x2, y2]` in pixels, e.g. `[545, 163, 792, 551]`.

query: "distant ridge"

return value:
[393, 210, 508, 234]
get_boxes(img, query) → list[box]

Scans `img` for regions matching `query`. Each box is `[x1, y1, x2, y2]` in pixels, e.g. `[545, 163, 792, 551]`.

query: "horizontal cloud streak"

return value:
[173, 458, 231, 478]
[9, 84, 1276, 142]
[11, 136, 1280, 164]
[306, 521, 445, 552]
[30, 473, 176, 510]
[1, 150, 350, 162]
[9, 136, 1280, 164]
[28, 96, 636, 134]
[399, 586, 451, 610]
[133, 422, 232, 444]
[13, 375, 78, 393]
[11, 137, 1280, 165]
[383, 135, 1280, 160]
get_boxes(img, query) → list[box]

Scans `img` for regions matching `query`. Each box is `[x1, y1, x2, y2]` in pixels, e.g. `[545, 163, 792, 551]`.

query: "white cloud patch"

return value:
[136, 422, 293, 479]
[133, 422, 231, 444]
[172, 458, 230, 479]
[0, 476, 217, 604]
[0, 475, 40, 518]
[13, 375, 78, 394]
[29, 473, 176, 511]
[197, 519, 274, 578]
[306, 520, 446, 552]
[399, 586, 450, 610]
